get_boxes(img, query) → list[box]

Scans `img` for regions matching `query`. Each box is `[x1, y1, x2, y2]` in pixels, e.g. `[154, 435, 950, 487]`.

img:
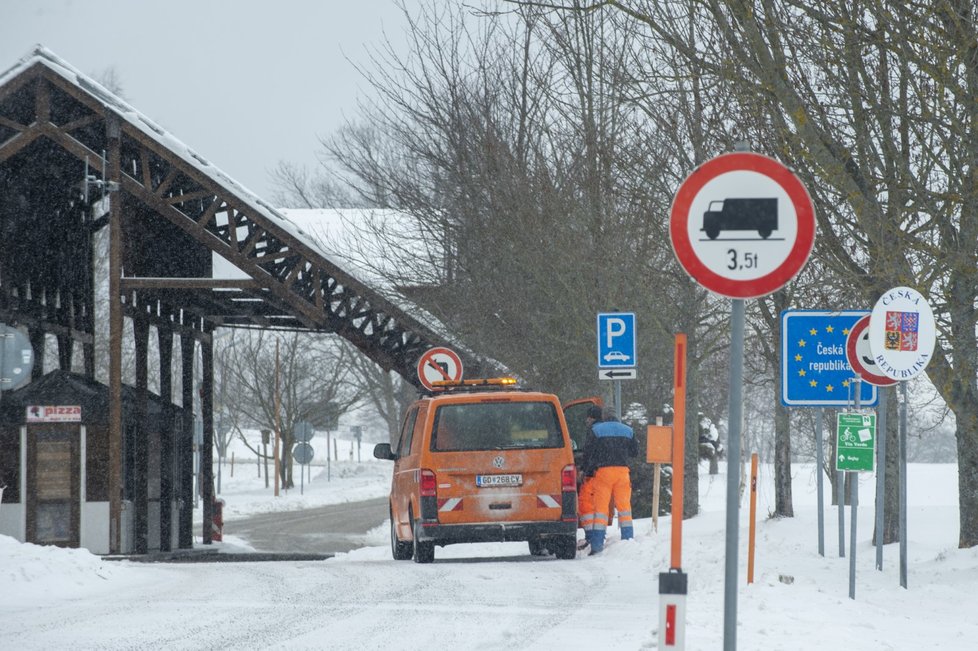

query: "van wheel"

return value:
[705, 226, 720, 239]
[553, 535, 577, 560]
[758, 228, 772, 239]
[412, 521, 435, 564]
[390, 508, 413, 561]
[528, 538, 549, 556]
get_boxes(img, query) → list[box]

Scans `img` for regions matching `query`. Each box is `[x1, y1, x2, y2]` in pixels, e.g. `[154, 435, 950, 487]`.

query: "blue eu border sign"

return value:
[781, 310, 877, 407]
[597, 312, 636, 368]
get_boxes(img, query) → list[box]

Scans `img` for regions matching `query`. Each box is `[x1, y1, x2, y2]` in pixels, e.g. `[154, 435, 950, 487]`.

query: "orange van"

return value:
[373, 379, 579, 563]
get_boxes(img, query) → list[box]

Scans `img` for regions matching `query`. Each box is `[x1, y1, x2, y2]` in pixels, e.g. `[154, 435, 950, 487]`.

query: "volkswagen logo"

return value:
[492, 455, 505, 469]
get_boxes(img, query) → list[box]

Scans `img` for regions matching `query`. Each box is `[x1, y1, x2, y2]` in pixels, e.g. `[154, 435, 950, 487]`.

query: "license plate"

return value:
[476, 474, 523, 487]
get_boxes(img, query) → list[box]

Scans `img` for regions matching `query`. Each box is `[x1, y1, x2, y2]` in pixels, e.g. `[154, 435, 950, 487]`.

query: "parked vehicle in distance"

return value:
[702, 197, 778, 239]
[373, 377, 578, 563]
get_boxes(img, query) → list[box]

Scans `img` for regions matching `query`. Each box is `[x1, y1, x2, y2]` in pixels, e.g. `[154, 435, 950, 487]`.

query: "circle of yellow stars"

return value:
[794, 324, 851, 393]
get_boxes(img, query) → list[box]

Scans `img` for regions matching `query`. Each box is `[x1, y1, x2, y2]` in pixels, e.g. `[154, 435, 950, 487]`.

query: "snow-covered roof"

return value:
[0, 46, 329, 264]
[1, 45, 504, 378]
[278, 208, 509, 375]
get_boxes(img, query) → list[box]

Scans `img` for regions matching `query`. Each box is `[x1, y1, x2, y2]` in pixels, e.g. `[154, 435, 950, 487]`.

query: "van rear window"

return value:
[431, 402, 563, 451]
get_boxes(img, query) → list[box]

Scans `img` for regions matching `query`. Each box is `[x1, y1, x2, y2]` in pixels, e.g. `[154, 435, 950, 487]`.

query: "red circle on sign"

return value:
[846, 315, 897, 387]
[669, 152, 815, 299]
[416, 346, 464, 391]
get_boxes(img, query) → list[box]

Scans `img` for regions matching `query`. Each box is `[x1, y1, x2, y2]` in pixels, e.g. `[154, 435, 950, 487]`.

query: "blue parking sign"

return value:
[597, 313, 636, 368]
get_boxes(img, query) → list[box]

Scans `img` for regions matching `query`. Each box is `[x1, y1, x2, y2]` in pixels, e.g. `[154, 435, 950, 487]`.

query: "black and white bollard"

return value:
[659, 569, 688, 649]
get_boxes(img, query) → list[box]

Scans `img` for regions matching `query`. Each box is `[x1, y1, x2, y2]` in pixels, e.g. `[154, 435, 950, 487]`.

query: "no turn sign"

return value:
[416, 346, 464, 391]
[670, 152, 815, 298]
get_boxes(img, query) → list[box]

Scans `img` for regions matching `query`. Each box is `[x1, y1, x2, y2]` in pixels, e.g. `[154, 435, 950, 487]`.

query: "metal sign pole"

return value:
[815, 409, 824, 556]
[899, 380, 908, 588]
[837, 467, 845, 557]
[849, 378, 861, 599]
[875, 387, 887, 570]
[614, 379, 622, 420]
[723, 298, 745, 651]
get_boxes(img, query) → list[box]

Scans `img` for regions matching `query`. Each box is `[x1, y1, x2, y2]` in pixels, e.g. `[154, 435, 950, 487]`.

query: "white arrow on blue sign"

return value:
[597, 312, 636, 369]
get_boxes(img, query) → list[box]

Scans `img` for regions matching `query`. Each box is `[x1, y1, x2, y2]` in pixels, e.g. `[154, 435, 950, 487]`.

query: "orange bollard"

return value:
[671, 334, 686, 570]
[658, 334, 688, 649]
[748, 452, 758, 584]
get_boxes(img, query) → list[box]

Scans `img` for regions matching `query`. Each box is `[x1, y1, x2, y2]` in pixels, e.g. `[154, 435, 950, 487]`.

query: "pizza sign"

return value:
[26, 405, 82, 422]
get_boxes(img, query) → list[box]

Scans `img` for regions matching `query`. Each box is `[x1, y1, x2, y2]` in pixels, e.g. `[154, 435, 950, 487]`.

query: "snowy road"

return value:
[3, 539, 658, 650]
[230, 496, 389, 554]
[8, 462, 975, 650]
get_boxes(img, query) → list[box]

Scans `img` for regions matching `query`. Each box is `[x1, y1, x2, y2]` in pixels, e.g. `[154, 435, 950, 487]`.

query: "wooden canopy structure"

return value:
[0, 46, 485, 554]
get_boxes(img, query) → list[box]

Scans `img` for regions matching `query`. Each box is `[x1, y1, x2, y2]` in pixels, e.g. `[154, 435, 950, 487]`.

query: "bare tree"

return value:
[218, 330, 362, 489]
[577, 0, 978, 546]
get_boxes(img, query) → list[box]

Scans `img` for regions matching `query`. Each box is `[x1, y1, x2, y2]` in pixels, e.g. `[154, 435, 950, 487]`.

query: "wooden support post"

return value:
[652, 417, 663, 533]
[133, 316, 149, 554]
[178, 334, 195, 548]
[158, 328, 173, 552]
[107, 115, 122, 554]
[201, 333, 214, 543]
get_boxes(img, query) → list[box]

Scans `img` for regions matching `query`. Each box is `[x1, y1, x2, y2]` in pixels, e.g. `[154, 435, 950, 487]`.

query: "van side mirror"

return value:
[373, 442, 397, 461]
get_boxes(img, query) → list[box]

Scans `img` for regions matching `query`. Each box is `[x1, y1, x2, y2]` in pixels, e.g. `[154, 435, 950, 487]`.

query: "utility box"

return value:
[647, 425, 673, 464]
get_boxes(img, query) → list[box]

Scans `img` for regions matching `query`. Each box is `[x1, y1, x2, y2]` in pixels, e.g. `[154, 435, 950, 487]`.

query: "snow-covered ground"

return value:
[3, 458, 975, 650]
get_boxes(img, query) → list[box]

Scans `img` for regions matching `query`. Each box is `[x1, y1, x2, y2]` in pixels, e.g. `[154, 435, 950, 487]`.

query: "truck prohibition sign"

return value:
[670, 152, 815, 299]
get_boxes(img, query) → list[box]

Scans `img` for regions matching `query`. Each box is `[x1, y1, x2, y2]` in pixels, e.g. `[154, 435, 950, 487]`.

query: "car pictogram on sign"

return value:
[603, 351, 630, 363]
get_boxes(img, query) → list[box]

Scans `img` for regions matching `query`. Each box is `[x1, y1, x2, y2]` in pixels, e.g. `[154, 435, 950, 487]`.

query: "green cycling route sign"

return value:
[836, 412, 876, 472]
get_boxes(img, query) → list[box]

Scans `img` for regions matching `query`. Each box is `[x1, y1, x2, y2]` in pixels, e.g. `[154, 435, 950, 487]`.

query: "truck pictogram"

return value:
[702, 198, 778, 240]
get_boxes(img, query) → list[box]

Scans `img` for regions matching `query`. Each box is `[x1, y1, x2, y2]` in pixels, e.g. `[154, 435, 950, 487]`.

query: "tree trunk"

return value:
[773, 398, 793, 517]
[955, 398, 978, 548]
[683, 331, 701, 519]
[880, 387, 900, 544]
[772, 291, 792, 517]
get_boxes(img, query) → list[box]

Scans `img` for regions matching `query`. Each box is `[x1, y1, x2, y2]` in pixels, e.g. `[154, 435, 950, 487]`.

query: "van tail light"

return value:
[420, 468, 437, 497]
[561, 465, 576, 492]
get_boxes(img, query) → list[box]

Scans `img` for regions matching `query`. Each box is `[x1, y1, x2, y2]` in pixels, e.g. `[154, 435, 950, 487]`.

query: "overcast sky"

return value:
[1, 0, 415, 200]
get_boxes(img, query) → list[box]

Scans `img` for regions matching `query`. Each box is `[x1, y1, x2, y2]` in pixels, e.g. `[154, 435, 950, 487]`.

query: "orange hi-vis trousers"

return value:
[578, 475, 598, 533]
[591, 466, 633, 538]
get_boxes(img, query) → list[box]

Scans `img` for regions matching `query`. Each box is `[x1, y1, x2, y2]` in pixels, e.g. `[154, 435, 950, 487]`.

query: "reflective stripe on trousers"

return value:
[578, 475, 597, 531]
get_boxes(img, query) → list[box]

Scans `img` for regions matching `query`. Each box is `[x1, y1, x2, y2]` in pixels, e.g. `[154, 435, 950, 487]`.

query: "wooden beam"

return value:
[120, 277, 261, 290]
[0, 127, 42, 163]
[0, 115, 26, 131]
